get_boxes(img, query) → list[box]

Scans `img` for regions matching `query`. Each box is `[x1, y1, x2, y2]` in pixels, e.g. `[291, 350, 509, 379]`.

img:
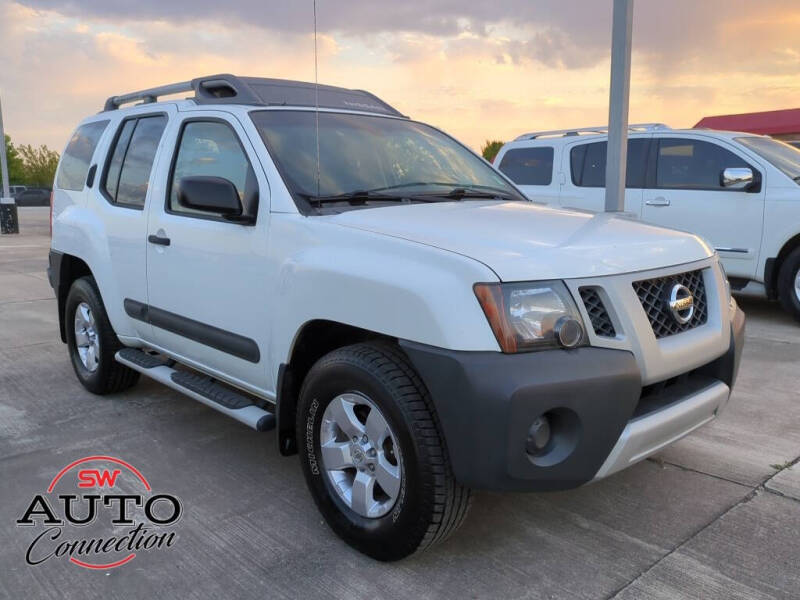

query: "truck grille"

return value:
[579, 287, 616, 337]
[632, 269, 707, 339]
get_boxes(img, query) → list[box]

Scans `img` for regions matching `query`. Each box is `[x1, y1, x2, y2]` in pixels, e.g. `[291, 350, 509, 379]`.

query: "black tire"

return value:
[65, 276, 140, 394]
[296, 342, 471, 561]
[777, 248, 800, 322]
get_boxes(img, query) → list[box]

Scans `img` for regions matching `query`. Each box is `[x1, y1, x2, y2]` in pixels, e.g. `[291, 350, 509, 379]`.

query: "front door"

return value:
[145, 112, 272, 395]
[641, 136, 765, 280]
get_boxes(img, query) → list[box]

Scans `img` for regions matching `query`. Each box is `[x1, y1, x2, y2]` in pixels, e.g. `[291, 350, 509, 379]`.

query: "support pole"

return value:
[604, 0, 634, 212]
[0, 96, 19, 234]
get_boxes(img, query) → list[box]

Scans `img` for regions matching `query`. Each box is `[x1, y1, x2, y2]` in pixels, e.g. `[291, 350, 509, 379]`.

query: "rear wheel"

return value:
[296, 342, 471, 561]
[777, 248, 800, 322]
[65, 276, 139, 394]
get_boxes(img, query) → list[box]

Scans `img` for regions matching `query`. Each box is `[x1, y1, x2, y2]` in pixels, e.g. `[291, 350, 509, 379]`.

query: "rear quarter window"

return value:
[56, 121, 109, 191]
[497, 147, 554, 185]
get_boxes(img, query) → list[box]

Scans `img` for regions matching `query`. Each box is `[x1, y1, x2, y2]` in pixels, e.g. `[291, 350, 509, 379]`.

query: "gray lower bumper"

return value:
[593, 380, 730, 480]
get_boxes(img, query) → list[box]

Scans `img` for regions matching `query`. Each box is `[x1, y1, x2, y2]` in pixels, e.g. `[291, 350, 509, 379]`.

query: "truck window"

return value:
[56, 121, 109, 191]
[655, 138, 750, 190]
[168, 120, 257, 218]
[102, 115, 168, 208]
[497, 147, 554, 185]
[570, 138, 649, 188]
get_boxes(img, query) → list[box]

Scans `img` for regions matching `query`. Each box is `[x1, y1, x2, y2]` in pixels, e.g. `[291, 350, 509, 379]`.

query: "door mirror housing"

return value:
[177, 176, 252, 221]
[721, 167, 754, 190]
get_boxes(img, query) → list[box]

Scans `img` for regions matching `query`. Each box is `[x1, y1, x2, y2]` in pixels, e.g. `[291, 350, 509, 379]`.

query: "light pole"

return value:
[0, 95, 19, 234]
[604, 0, 634, 212]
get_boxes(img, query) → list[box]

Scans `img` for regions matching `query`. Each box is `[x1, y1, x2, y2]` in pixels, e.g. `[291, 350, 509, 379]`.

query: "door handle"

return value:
[645, 196, 670, 207]
[148, 234, 171, 246]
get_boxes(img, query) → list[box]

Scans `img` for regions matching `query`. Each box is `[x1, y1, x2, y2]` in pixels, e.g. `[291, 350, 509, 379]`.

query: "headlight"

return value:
[474, 281, 587, 353]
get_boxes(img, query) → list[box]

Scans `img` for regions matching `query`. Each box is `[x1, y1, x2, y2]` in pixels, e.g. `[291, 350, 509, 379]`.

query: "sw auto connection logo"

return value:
[16, 456, 182, 570]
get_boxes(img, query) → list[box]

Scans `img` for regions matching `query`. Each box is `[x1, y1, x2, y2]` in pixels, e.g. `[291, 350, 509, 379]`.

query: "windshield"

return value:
[250, 110, 524, 209]
[736, 136, 800, 182]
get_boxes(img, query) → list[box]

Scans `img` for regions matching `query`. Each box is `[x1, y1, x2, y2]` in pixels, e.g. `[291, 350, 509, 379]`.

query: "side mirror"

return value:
[721, 167, 754, 190]
[177, 176, 245, 217]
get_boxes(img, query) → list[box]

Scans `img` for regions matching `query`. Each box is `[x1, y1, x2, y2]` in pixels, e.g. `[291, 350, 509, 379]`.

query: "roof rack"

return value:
[513, 123, 670, 141]
[103, 74, 406, 118]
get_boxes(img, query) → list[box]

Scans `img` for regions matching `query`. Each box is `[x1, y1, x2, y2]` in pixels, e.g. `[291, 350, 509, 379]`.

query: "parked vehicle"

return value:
[9, 184, 27, 197]
[14, 187, 51, 206]
[49, 76, 744, 561]
[494, 124, 800, 321]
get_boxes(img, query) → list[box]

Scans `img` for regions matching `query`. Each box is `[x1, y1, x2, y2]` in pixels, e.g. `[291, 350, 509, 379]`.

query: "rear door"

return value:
[640, 135, 765, 279]
[90, 106, 175, 340]
[558, 136, 650, 214]
[145, 111, 272, 395]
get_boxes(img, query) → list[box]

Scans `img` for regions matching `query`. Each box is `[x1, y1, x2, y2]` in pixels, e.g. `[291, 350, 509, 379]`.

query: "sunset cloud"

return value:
[2, 0, 800, 154]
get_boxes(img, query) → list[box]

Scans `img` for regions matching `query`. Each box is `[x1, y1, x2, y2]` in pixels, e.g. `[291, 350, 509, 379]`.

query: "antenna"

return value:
[313, 0, 320, 201]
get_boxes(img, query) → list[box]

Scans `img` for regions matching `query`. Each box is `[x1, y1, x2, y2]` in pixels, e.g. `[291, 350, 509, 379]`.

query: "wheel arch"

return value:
[53, 253, 93, 343]
[765, 232, 800, 299]
[275, 319, 395, 456]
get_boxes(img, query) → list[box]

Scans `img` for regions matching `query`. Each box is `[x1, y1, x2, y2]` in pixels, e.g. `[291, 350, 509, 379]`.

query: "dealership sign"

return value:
[16, 455, 182, 569]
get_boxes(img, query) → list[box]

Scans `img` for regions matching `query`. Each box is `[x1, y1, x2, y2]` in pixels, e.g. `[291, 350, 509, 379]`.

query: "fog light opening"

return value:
[525, 408, 582, 467]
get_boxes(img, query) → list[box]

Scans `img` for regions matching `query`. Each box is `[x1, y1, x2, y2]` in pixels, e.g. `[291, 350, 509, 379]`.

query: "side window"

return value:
[655, 138, 749, 190]
[497, 147, 554, 185]
[102, 115, 167, 208]
[168, 121, 257, 218]
[56, 121, 109, 191]
[570, 139, 649, 188]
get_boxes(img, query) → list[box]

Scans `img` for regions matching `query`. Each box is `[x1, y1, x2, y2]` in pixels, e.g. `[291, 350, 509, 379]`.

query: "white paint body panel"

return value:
[496, 128, 800, 288]
[52, 103, 731, 404]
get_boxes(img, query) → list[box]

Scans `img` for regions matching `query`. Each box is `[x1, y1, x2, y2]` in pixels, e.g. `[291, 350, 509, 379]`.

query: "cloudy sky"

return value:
[2, 0, 800, 152]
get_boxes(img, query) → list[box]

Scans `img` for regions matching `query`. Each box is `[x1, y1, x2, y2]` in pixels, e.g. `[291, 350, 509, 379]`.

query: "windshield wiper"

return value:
[352, 182, 521, 199]
[299, 190, 445, 206]
[442, 187, 516, 200]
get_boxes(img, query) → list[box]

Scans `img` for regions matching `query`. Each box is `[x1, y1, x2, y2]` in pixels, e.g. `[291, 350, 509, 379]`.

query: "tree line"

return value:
[2, 135, 60, 189]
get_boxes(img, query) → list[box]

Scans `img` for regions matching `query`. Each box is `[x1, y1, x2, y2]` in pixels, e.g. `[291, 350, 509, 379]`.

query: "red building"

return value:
[694, 108, 800, 142]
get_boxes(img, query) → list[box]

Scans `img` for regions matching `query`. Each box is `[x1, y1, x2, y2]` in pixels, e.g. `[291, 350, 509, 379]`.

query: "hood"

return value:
[327, 201, 713, 281]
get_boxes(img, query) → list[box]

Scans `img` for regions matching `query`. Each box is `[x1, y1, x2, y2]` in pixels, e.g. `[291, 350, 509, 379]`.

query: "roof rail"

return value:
[103, 81, 193, 112]
[513, 122, 670, 141]
[103, 74, 406, 117]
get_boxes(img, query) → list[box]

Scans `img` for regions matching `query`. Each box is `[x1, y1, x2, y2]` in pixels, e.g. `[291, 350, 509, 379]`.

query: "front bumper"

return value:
[400, 305, 745, 492]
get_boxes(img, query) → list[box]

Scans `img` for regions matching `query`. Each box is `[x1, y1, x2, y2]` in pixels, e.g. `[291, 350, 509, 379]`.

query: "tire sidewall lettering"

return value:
[305, 398, 320, 476]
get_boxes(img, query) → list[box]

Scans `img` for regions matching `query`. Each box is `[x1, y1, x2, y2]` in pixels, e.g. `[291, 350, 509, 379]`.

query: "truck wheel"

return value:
[65, 276, 139, 394]
[297, 342, 471, 561]
[778, 248, 800, 323]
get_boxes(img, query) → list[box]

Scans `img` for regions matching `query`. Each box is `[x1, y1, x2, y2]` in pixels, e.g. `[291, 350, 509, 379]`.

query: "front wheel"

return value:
[777, 248, 800, 323]
[297, 342, 471, 561]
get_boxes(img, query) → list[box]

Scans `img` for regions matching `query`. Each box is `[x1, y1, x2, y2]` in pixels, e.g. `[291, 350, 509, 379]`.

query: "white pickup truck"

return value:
[494, 123, 800, 321]
[49, 77, 744, 561]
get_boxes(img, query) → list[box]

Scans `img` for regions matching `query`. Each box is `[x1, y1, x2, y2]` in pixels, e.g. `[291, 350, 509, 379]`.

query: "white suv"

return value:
[49, 77, 743, 561]
[494, 124, 800, 321]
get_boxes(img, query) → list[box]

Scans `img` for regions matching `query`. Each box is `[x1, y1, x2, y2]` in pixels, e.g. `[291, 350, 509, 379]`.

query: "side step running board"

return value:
[115, 348, 275, 432]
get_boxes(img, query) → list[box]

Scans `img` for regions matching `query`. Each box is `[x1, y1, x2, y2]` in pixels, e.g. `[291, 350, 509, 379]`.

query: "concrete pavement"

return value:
[1, 207, 798, 599]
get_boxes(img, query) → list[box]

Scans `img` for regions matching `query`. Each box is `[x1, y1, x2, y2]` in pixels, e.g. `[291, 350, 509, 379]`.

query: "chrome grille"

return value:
[632, 269, 708, 338]
[579, 287, 616, 337]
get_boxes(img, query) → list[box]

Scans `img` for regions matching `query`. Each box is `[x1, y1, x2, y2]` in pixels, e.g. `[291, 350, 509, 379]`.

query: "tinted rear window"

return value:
[102, 115, 167, 208]
[497, 147, 554, 185]
[56, 121, 109, 191]
[570, 138, 649, 188]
